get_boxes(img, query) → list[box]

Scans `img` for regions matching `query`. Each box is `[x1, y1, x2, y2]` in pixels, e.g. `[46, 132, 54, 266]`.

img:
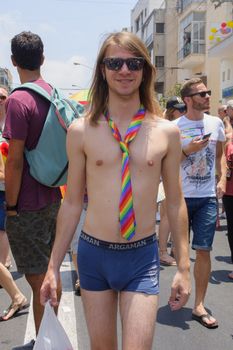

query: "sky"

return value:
[0, 0, 136, 96]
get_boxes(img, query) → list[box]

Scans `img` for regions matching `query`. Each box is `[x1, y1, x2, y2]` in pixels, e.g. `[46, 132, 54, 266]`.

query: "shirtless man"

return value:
[41, 32, 190, 350]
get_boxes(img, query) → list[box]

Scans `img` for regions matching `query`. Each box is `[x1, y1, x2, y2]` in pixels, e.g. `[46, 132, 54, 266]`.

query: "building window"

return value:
[135, 11, 143, 32]
[155, 82, 164, 95]
[135, 17, 140, 32]
[156, 23, 165, 33]
[227, 68, 231, 81]
[222, 71, 225, 82]
[155, 56, 165, 68]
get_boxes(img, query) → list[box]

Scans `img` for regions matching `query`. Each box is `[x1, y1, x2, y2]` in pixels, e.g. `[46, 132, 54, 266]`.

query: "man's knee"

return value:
[25, 273, 45, 292]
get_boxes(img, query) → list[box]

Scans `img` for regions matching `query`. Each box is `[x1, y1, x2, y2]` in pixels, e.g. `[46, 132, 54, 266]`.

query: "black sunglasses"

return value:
[188, 90, 211, 98]
[103, 57, 145, 71]
[0, 96, 6, 101]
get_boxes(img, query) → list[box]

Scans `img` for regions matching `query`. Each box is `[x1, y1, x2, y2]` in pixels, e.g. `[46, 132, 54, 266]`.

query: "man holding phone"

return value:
[173, 78, 226, 329]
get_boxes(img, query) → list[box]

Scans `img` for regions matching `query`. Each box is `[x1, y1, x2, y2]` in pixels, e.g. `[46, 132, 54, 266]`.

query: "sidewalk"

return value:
[154, 217, 233, 349]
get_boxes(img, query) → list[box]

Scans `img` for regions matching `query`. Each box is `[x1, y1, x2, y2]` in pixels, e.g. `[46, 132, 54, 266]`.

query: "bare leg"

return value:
[26, 273, 62, 334]
[120, 291, 158, 350]
[81, 289, 118, 350]
[0, 230, 11, 267]
[0, 263, 28, 320]
[193, 250, 217, 325]
[0, 262, 26, 301]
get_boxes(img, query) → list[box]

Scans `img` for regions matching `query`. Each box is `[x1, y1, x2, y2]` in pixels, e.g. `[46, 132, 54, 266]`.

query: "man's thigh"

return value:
[81, 289, 118, 350]
[6, 202, 60, 274]
[120, 291, 158, 350]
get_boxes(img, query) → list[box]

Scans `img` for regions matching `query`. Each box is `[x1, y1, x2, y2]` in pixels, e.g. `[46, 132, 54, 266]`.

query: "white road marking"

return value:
[24, 254, 78, 349]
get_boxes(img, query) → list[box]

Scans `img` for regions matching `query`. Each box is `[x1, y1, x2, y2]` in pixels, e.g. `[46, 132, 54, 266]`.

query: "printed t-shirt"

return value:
[173, 113, 225, 198]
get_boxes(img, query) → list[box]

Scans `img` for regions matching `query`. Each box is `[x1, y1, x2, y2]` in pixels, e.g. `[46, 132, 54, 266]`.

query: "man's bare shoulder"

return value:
[69, 116, 87, 132]
[145, 113, 181, 135]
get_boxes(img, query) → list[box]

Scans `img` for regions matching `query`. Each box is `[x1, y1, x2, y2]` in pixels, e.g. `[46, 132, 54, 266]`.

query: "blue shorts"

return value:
[0, 191, 6, 230]
[77, 231, 160, 295]
[185, 197, 217, 251]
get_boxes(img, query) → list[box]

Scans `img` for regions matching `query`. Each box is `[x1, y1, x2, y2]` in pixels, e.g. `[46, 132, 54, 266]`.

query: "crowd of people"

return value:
[0, 30, 232, 350]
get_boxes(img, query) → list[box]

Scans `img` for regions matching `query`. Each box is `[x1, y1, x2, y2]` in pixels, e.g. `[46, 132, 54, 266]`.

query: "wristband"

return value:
[182, 149, 188, 157]
[4, 203, 18, 211]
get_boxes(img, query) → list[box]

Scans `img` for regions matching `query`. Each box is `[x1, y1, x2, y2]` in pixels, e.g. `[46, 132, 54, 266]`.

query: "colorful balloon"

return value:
[209, 35, 214, 41]
[211, 27, 217, 33]
[227, 21, 233, 28]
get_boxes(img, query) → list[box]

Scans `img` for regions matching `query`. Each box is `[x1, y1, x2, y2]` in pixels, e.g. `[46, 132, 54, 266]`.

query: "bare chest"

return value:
[84, 122, 168, 171]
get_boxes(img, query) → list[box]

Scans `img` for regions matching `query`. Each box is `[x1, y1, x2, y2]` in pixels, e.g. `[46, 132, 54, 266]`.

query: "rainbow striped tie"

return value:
[105, 107, 146, 240]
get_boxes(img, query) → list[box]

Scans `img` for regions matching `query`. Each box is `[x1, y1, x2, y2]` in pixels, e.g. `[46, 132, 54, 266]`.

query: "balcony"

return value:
[145, 33, 153, 48]
[179, 0, 207, 14]
[177, 42, 205, 69]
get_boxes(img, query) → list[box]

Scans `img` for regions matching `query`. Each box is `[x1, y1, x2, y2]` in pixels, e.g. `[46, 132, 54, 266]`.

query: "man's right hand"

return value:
[184, 136, 210, 155]
[40, 267, 59, 307]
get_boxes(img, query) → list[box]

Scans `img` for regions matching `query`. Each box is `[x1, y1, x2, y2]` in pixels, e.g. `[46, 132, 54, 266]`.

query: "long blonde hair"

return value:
[88, 31, 162, 124]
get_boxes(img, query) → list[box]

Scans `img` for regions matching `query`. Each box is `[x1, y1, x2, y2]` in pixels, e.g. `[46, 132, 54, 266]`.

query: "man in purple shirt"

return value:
[3, 31, 62, 350]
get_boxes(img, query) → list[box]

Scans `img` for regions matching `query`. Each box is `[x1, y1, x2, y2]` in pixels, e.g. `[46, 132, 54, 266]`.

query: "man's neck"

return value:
[185, 109, 205, 121]
[108, 94, 141, 124]
[18, 68, 42, 84]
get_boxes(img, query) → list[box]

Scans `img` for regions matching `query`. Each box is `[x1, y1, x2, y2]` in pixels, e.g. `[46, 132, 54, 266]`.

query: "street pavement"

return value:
[0, 216, 233, 350]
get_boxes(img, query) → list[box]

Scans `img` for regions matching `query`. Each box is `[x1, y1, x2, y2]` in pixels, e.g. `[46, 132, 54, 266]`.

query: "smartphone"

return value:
[202, 133, 211, 140]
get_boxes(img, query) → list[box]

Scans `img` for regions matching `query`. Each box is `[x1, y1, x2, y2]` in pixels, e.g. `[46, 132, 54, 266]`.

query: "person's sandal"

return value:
[0, 298, 30, 321]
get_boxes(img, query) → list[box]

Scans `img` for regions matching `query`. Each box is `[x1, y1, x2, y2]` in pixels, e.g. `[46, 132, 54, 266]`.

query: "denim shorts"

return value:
[185, 197, 217, 251]
[0, 191, 6, 230]
[78, 231, 160, 295]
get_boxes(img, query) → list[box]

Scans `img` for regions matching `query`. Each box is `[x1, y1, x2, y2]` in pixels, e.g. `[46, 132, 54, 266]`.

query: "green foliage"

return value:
[159, 83, 182, 110]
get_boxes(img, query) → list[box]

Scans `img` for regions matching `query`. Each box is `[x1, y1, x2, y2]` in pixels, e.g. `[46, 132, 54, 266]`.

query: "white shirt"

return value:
[173, 113, 225, 198]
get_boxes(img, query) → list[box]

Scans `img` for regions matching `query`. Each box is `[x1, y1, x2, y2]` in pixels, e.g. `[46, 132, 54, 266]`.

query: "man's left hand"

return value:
[168, 270, 191, 311]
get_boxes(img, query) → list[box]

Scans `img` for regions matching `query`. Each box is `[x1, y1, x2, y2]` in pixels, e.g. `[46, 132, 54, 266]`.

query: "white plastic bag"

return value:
[33, 301, 73, 350]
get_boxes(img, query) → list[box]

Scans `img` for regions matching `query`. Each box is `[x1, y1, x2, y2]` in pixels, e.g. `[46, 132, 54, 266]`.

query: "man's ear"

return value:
[11, 55, 17, 67]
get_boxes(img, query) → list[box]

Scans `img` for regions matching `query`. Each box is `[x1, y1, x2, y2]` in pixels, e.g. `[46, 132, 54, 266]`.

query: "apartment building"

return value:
[173, 0, 233, 113]
[130, 0, 233, 113]
[208, 1, 233, 106]
[176, 0, 207, 85]
[131, 0, 166, 98]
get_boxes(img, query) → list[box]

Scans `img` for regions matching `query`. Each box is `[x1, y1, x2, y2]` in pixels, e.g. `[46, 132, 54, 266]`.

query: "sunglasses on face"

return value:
[0, 96, 6, 101]
[188, 90, 211, 98]
[103, 57, 145, 71]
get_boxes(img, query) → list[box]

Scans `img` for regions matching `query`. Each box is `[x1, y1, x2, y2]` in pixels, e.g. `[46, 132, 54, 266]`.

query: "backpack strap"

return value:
[12, 82, 53, 102]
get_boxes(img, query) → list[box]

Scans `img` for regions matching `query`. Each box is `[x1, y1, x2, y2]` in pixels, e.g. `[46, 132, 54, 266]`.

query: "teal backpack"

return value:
[13, 83, 84, 187]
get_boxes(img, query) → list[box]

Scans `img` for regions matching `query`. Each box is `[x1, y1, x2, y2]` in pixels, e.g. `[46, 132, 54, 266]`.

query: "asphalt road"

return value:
[0, 216, 233, 350]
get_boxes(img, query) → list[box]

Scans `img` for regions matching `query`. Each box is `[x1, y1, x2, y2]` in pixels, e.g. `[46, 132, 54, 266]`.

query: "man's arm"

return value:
[161, 125, 191, 310]
[0, 153, 5, 182]
[5, 139, 25, 214]
[40, 118, 86, 306]
[181, 137, 209, 161]
[216, 141, 226, 198]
